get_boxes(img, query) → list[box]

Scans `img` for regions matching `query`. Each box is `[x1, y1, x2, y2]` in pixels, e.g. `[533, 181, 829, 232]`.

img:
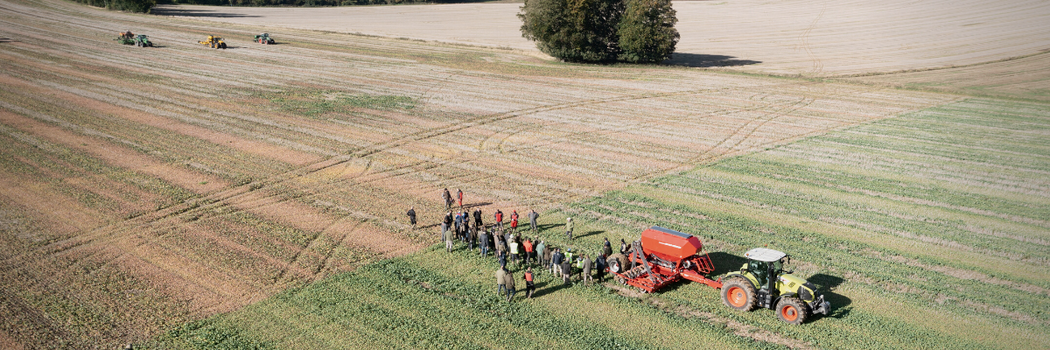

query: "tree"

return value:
[617, 0, 678, 63]
[519, 0, 677, 64]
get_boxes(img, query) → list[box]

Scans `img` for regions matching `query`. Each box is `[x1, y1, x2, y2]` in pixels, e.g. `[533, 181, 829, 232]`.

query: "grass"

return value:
[147, 97, 1050, 349]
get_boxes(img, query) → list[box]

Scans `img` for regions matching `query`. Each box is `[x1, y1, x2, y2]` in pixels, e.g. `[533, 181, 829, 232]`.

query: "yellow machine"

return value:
[198, 35, 227, 49]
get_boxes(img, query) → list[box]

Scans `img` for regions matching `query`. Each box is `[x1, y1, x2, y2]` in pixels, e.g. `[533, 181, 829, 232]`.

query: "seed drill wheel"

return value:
[608, 253, 626, 273]
[720, 277, 756, 311]
[776, 296, 807, 325]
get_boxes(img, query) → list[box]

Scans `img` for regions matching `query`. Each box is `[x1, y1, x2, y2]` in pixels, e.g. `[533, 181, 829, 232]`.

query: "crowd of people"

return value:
[409, 188, 628, 302]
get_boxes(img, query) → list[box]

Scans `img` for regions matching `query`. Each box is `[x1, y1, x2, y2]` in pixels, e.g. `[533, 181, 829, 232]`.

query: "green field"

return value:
[145, 98, 1050, 349]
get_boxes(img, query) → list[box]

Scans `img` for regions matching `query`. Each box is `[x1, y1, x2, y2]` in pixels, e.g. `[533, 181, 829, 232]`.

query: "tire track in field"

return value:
[796, 1, 827, 76]
[4, 86, 736, 268]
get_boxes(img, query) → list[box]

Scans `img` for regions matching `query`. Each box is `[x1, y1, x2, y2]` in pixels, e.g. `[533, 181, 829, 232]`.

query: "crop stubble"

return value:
[0, 0, 1014, 348]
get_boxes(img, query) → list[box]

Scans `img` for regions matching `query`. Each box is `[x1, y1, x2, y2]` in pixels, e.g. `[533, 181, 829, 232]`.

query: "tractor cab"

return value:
[743, 248, 786, 291]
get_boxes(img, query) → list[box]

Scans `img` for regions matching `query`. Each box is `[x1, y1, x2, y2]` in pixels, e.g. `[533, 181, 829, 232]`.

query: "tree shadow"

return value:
[663, 53, 762, 68]
[150, 6, 262, 18]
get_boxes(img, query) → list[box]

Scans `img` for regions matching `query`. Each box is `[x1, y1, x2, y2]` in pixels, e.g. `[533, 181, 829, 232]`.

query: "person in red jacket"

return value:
[494, 209, 504, 230]
[456, 188, 463, 208]
[510, 210, 519, 231]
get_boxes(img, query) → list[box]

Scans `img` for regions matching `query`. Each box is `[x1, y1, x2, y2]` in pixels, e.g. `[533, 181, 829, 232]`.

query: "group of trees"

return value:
[72, 0, 155, 12]
[518, 0, 678, 63]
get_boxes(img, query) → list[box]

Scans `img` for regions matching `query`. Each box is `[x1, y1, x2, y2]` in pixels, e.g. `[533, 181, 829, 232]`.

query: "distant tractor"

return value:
[198, 35, 227, 49]
[134, 34, 153, 47]
[254, 33, 275, 45]
[721, 248, 830, 324]
[607, 226, 830, 325]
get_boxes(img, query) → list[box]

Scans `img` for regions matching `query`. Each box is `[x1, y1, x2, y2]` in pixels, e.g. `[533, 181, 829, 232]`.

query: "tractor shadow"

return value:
[707, 252, 747, 277]
[150, 6, 262, 18]
[807, 273, 851, 320]
[663, 53, 762, 68]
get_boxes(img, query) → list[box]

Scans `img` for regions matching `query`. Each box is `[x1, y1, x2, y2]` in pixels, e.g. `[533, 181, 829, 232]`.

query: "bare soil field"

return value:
[154, 0, 1050, 77]
[0, 0, 1044, 348]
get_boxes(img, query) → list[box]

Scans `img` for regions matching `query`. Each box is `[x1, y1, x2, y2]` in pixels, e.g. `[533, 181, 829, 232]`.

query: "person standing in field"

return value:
[454, 211, 463, 241]
[595, 253, 607, 282]
[468, 225, 477, 251]
[509, 238, 520, 267]
[620, 239, 627, 254]
[535, 240, 546, 270]
[406, 206, 417, 228]
[524, 267, 535, 299]
[460, 210, 470, 242]
[442, 188, 452, 210]
[540, 241, 551, 272]
[510, 210, 519, 231]
[552, 248, 564, 277]
[494, 209, 503, 230]
[528, 209, 539, 232]
[473, 208, 483, 228]
[565, 217, 574, 241]
[523, 237, 534, 266]
[446, 224, 455, 252]
[496, 267, 507, 296]
[561, 257, 572, 285]
[602, 237, 612, 257]
[442, 211, 452, 242]
[456, 188, 463, 208]
[504, 268, 516, 302]
[479, 228, 489, 256]
[581, 253, 593, 286]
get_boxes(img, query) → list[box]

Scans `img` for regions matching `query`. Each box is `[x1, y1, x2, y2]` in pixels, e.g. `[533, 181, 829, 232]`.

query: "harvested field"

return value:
[0, 0, 1046, 348]
[154, 0, 1050, 76]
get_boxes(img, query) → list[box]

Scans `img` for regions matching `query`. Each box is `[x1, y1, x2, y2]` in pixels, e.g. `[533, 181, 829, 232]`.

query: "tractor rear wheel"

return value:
[721, 277, 757, 311]
[776, 296, 807, 325]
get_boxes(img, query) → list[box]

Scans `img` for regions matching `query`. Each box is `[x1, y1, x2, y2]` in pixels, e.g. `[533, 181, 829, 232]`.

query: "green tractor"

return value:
[254, 33, 275, 45]
[720, 248, 830, 324]
[134, 34, 153, 47]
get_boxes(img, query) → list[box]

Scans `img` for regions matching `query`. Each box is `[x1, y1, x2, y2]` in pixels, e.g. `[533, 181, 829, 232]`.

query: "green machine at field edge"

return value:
[720, 248, 830, 324]
[254, 33, 275, 45]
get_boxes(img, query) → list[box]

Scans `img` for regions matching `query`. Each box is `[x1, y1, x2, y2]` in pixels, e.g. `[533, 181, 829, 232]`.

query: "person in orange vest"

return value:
[456, 188, 463, 208]
[522, 237, 534, 266]
[524, 267, 536, 298]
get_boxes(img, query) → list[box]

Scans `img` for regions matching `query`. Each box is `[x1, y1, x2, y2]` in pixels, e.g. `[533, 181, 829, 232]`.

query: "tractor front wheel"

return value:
[721, 277, 757, 311]
[776, 296, 808, 325]
[220, 42, 227, 49]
